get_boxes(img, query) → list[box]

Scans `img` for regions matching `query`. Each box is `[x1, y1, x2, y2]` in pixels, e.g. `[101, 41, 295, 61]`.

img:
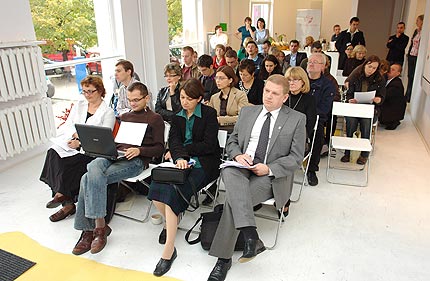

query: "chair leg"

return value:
[265, 207, 284, 250]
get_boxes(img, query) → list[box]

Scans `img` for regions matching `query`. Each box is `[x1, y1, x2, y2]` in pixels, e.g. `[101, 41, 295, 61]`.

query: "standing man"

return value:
[207, 75, 306, 281]
[386, 22, 409, 65]
[379, 64, 406, 130]
[114, 60, 138, 116]
[285, 40, 307, 68]
[306, 53, 336, 186]
[331, 24, 341, 42]
[181, 46, 200, 81]
[335, 17, 366, 70]
[72, 82, 165, 255]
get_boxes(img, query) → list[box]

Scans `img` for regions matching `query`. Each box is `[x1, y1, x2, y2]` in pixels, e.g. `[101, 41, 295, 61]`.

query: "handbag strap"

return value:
[185, 216, 202, 245]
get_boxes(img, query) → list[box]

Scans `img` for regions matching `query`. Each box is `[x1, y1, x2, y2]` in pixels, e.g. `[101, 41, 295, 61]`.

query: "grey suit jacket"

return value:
[226, 104, 306, 207]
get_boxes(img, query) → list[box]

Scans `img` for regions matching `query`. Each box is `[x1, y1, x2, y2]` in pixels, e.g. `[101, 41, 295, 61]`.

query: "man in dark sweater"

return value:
[386, 22, 409, 65]
[72, 82, 165, 256]
[306, 53, 336, 186]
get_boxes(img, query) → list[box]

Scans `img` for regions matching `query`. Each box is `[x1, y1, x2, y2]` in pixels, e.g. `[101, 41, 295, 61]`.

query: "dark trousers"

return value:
[344, 117, 371, 158]
[309, 121, 324, 172]
[406, 55, 417, 102]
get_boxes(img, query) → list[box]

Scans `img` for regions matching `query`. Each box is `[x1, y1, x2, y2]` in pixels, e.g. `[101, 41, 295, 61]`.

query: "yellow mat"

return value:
[0, 232, 180, 281]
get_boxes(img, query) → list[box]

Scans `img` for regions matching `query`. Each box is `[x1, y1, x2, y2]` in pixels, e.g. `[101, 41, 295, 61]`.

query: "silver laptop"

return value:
[75, 124, 126, 160]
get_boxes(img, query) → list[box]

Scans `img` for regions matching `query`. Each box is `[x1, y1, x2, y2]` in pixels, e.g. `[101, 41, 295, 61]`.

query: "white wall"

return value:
[409, 0, 430, 151]
[0, 0, 35, 42]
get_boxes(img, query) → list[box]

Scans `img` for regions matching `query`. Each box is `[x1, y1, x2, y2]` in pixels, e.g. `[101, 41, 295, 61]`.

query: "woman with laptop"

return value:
[148, 78, 221, 277]
[40, 76, 115, 222]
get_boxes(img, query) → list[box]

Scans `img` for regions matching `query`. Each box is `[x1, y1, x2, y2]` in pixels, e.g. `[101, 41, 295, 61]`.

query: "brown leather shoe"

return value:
[356, 156, 368, 165]
[72, 231, 93, 255]
[49, 204, 76, 222]
[46, 194, 70, 208]
[90, 225, 112, 254]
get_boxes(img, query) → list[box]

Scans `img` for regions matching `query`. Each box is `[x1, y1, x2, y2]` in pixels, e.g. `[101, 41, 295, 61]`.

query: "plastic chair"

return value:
[326, 102, 374, 186]
[114, 122, 170, 222]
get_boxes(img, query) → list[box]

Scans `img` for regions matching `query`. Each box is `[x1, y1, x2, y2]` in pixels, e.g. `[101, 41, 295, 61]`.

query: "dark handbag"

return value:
[151, 166, 191, 185]
[185, 204, 245, 251]
[151, 166, 199, 210]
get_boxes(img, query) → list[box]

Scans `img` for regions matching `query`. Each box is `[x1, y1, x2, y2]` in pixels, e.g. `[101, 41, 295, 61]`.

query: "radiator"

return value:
[0, 97, 56, 160]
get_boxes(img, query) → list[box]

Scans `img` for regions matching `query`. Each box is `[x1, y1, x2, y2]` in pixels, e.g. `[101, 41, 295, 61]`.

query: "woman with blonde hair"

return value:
[343, 45, 367, 76]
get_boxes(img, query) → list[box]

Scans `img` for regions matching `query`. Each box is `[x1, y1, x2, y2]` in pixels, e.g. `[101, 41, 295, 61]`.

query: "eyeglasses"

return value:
[288, 79, 301, 83]
[127, 97, 145, 103]
[308, 60, 324, 65]
[215, 76, 228, 81]
[81, 89, 97, 95]
[164, 74, 179, 78]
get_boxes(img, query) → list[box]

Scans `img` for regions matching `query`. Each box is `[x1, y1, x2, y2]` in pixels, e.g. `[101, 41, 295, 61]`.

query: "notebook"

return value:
[75, 124, 126, 160]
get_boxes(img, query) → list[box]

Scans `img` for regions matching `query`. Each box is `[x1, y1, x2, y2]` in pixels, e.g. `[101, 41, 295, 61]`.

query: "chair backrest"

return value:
[163, 122, 171, 143]
[218, 130, 228, 149]
[332, 102, 374, 119]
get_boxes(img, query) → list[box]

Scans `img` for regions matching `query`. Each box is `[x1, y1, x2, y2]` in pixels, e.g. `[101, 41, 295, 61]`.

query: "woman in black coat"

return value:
[155, 63, 182, 122]
[342, 55, 386, 165]
[148, 78, 220, 277]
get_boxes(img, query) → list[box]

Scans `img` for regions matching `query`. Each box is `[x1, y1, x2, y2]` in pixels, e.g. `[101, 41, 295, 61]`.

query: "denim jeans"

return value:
[344, 117, 371, 158]
[74, 157, 144, 231]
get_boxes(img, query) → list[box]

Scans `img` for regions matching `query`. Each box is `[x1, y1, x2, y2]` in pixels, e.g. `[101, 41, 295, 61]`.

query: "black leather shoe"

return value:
[158, 228, 166, 245]
[276, 200, 290, 219]
[207, 259, 232, 281]
[153, 248, 177, 277]
[253, 203, 262, 211]
[238, 238, 266, 263]
[307, 171, 318, 186]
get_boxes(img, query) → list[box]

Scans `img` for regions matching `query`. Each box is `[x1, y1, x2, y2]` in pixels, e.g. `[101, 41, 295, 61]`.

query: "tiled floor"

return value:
[1, 109, 429, 281]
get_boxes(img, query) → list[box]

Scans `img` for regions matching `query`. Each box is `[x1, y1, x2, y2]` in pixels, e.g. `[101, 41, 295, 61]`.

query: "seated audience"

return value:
[379, 63, 406, 130]
[237, 59, 265, 105]
[209, 66, 249, 127]
[148, 78, 221, 277]
[197, 54, 218, 102]
[341, 55, 386, 165]
[40, 76, 115, 222]
[114, 60, 139, 116]
[306, 53, 336, 186]
[261, 40, 271, 58]
[237, 37, 253, 62]
[181, 46, 200, 80]
[213, 44, 227, 69]
[246, 40, 264, 73]
[269, 46, 288, 74]
[331, 24, 341, 42]
[379, 59, 390, 76]
[254, 18, 269, 54]
[225, 49, 240, 77]
[304, 36, 315, 48]
[342, 45, 367, 77]
[155, 63, 182, 122]
[300, 41, 332, 71]
[285, 40, 307, 68]
[207, 75, 306, 281]
[72, 82, 164, 256]
[258, 54, 283, 81]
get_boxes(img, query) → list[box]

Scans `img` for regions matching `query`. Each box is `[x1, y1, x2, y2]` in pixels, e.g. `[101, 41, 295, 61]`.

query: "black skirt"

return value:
[148, 168, 208, 215]
[39, 148, 94, 200]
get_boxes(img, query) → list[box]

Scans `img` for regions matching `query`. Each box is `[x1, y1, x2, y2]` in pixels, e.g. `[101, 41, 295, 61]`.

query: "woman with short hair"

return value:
[148, 78, 221, 277]
[155, 63, 183, 122]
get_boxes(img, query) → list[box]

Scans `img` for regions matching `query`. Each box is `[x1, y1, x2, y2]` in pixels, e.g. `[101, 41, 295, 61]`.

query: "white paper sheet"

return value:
[49, 135, 80, 158]
[220, 160, 256, 169]
[114, 122, 148, 146]
[354, 90, 376, 104]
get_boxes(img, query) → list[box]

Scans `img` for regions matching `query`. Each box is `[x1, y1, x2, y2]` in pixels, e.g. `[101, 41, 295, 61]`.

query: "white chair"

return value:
[291, 114, 319, 202]
[114, 122, 171, 222]
[326, 102, 374, 186]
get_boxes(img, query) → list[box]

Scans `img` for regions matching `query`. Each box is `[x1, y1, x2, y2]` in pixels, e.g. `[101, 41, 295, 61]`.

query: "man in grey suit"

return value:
[207, 74, 306, 281]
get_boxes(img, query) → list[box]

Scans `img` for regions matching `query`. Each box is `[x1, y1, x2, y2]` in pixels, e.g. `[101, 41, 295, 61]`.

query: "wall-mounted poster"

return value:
[296, 9, 321, 48]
